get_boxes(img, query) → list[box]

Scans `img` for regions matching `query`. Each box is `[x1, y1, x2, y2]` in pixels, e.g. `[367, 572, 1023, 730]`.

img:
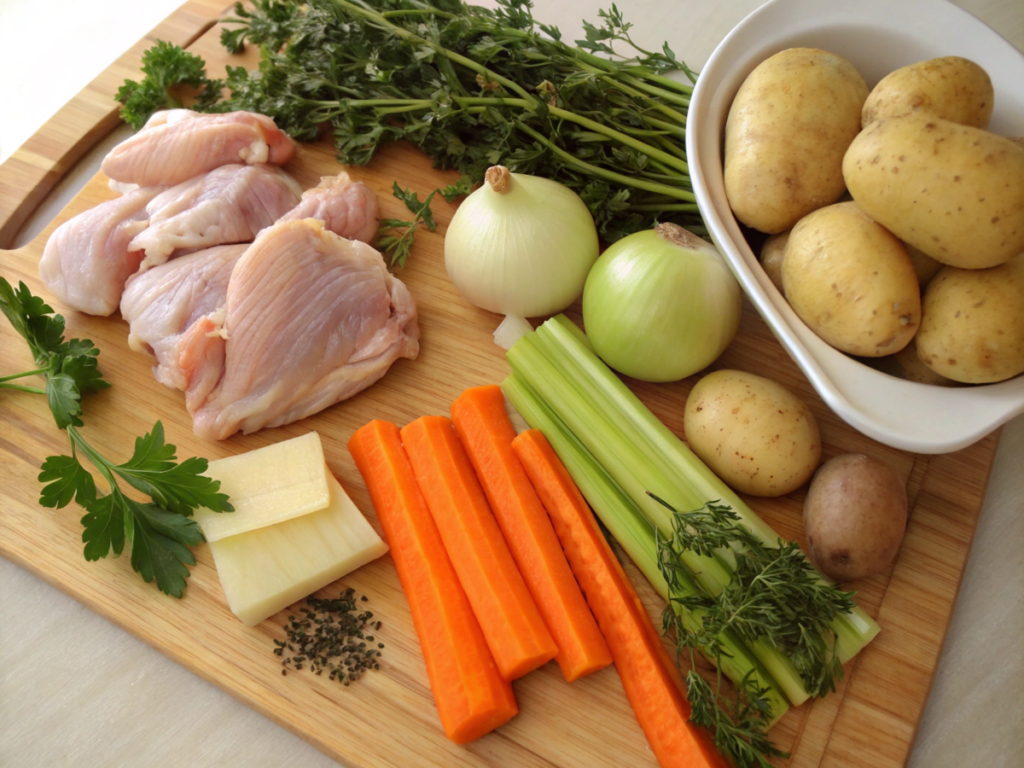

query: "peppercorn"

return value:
[275, 587, 383, 687]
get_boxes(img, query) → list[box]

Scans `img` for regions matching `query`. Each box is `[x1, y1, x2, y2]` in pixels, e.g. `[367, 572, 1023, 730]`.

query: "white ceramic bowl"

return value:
[687, 0, 1024, 454]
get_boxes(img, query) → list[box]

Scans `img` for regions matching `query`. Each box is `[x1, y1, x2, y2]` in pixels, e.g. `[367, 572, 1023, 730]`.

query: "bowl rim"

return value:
[686, 0, 1024, 454]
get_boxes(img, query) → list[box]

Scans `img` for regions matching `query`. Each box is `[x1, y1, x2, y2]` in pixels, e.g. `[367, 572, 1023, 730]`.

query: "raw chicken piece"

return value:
[102, 110, 296, 187]
[38, 185, 167, 315]
[120, 244, 248, 390]
[278, 173, 380, 244]
[187, 219, 419, 440]
[129, 164, 302, 269]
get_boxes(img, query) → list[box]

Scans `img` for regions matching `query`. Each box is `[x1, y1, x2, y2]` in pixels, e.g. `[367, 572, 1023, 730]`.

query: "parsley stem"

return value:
[0, 367, 47, 383]
[578, 64, 690, 125]
[449, 95, 691, 174]
[644, 116, 687, 138]
[67, 426, 116, 478]
[0, 382, 46, 394]
[629, 203, 700, 212]
[514, 121, 696, 201]
[619, 66, 696, 95]
[618, 74, 691, 107]
[381, 8, 457, 19]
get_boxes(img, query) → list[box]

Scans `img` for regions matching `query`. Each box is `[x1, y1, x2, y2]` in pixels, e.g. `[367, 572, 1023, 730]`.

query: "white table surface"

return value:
[1, 1, 1022, 766]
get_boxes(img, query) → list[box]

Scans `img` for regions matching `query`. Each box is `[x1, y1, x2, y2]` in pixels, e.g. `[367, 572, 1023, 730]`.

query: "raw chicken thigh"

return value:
[187, 219, 418, 440]
[121, 171, 390, 404]
[278, 173, 380, 244]
[102, 110, 296, 187]
[38, 185, 167, 315]
[129, 164, 302, 269]
[120, 244, 248, 390]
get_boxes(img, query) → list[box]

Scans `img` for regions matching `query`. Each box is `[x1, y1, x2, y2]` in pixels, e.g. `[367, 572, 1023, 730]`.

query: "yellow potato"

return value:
[684, 369, 821, 497]
[843, 113, 1024, 268]
[862, 56, 993, 128]
[894, 338, 954, 385]
[916, 255, 1024, 383]
[725, 48, 868, 234]
[783, 202, 921, 357]
[906, 244, 942, 287]
[760, 230, 789, 292]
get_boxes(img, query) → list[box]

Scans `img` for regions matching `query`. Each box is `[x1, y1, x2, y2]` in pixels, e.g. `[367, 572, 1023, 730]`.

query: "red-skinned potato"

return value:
[803, 454, 908, 582]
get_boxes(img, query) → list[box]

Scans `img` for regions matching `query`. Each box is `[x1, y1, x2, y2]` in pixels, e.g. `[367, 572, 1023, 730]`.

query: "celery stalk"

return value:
[502, 373, 790, 724]
[538, 316, 880, 659]
[509, 333, 813, 705]
[545, 314, 881, 655]
[509, 333, 733, 593]
[508, 316, 881, 695]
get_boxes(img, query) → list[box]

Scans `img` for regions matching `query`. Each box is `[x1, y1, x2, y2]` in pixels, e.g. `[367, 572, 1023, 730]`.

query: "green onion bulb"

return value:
[445, 166, 599, 323]
[582, 223, 742, 382]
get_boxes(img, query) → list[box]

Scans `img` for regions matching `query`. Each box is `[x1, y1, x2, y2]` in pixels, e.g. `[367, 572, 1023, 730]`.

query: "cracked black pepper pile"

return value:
[273, 588, 384, 685]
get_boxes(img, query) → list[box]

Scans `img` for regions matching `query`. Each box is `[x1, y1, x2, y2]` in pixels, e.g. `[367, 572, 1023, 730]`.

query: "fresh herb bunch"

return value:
[0, 279, 232, 597]
[115, 40, 224, 130]
[655, 497, 858, 767]
[214, 0, 701, 242]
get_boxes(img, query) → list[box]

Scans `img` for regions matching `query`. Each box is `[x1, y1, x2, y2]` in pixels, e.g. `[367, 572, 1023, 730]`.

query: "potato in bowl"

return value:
[686, 0, 1024, 453]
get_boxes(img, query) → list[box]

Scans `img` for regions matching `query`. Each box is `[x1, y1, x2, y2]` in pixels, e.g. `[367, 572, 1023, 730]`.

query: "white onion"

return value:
[444, 166, 599, 319]
[582, 223, 742, 382]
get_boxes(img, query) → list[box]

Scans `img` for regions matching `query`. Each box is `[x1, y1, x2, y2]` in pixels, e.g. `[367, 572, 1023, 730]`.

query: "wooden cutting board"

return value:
[0, 2, 999, 766]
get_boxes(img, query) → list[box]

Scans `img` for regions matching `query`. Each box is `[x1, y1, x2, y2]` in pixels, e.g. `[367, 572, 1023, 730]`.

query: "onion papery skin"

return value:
[445, 169, 599, 318]
[582, 226, 742, 383]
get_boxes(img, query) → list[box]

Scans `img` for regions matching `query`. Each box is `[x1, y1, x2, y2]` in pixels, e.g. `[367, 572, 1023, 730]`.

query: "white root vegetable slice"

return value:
[209, 470, 388, 626]
[194, 431, 329, 541]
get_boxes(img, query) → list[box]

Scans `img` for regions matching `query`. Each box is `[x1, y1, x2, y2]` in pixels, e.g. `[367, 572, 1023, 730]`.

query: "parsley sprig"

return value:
[376, 184, 441, 267]
[0, 279, 232, 597]
[655, 498, 858, 767]
[115, 40, 224, 130]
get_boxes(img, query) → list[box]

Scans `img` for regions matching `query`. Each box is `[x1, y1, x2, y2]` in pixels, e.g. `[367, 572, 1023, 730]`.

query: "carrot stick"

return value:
[348, 420, 517, 743]
[400, 415, 557, 680]
[512, 429, 728, 768]
[452, 385, 612, 682]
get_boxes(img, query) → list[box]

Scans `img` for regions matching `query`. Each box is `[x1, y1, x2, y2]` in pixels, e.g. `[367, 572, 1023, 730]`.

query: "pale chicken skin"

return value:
[184, 219, 418, 441]
[39, 185, 167, 315]
[120, 244, 248, 390]
[277, 173, 380, 244]
[129, 164, 302, 269]
[101, 110, 296, 188]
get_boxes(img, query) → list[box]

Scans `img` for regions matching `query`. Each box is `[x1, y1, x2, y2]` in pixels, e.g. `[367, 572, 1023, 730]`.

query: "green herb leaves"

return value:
[376, 184, 440, 267]
[1, 278, 232, 597]
[656, 497, 859, 767]
[116, 40, 224, 130]
[685, 668, 788, 768]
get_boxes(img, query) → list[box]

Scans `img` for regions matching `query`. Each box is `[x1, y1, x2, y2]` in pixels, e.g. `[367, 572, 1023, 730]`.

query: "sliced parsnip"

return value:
[209, 470, 388, 626]
[195, 432, 330, 542]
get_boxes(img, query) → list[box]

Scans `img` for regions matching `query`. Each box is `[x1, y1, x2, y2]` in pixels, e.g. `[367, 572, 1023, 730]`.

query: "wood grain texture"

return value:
[0, 12, 999, 768]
